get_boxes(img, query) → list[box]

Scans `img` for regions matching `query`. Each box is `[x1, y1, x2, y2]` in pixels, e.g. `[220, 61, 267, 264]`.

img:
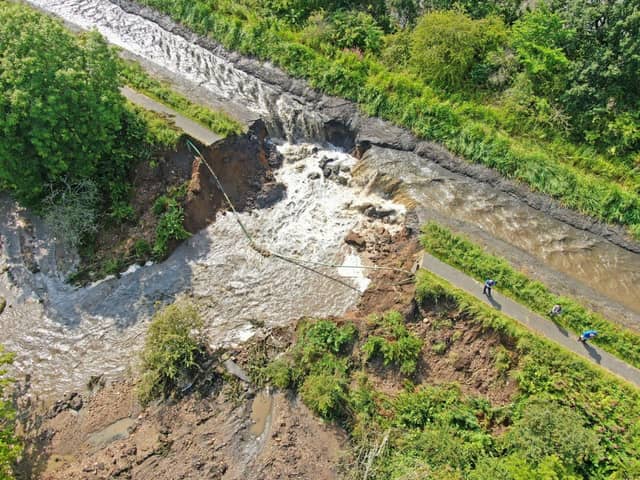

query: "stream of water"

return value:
[6, 0, 640, 397]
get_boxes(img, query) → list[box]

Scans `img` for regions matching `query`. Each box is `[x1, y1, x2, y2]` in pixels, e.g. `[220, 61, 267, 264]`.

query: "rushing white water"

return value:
[0, 144, 404, 398]
[26, 0, 324, 141]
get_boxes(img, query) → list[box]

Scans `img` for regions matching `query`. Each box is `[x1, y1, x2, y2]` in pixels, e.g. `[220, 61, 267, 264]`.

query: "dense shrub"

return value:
[362, 311, 423, 375]
[410, 10, 507, 90]
[138, 302, 206, 405]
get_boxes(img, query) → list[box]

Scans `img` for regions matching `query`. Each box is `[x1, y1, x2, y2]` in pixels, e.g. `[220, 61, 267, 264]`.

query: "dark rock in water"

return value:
[335, 175, 348, 186]
[339, 164, 351, 173]
[322, 165, 333, 178]
[48, 392, 83, 418]
[0, 297, 5, 316]
[365, 206, 395, 219]
[319, 156, 332, 170]
[256, 182, 286, 208]
[267, 148, 283, 169]
[345, 231, 366, 251]
[307, 171, 321, 180]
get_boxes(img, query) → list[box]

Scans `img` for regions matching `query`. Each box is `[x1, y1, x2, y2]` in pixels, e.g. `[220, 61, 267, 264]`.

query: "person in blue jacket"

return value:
[483, 279, 496, 296]
[579, 330, 598, 343]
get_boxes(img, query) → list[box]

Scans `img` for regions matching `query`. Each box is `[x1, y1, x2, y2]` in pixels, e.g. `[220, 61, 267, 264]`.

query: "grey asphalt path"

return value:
[121, 86, 222, 146]
[421, 253, 640, 388]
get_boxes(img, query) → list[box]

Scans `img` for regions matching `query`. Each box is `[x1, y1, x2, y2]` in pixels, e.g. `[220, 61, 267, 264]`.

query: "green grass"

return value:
[262, 282, 640, 478]
[420, 222, 640, 370]
[134, 0, 640, 240]
[119, 58, 244, 138]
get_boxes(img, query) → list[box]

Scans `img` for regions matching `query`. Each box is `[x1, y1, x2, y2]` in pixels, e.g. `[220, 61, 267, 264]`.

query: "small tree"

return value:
[410, 10, 506, 90]
[43, 179, 99, 249]
[0, 4, 126, 206]
[138, 302, 206, 405]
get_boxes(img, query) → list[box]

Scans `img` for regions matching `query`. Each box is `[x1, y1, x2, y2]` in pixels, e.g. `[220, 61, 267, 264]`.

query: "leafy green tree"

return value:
[0, 4, 125, 205]
[0, 347, 20, 479]
[549, 0, 640, 152]
[511, 7, 574, 99]
[410, 10, 507, 90]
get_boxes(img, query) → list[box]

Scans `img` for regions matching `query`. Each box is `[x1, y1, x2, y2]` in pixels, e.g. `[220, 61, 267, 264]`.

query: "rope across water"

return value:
[185, 139, 414, 291]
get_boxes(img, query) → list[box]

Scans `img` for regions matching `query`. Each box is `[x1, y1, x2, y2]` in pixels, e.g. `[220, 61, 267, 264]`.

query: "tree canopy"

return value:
[0, 4, 126, 205]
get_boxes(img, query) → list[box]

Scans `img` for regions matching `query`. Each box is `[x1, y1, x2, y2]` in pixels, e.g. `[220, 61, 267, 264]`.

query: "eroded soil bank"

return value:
[75, 119, 281, 283]
[19, 228, 521, 480]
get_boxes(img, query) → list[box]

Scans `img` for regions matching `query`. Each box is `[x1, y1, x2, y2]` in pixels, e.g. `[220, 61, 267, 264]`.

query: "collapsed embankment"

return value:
[113, 0, 640, 255]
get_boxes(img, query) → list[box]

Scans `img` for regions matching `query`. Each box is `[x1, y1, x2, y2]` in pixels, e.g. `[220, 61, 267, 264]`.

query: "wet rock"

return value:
[47, 392, 83, 418]
[365, 206, 396, 219]
[318, 156, 331, 170]
[223, 359, 251, 383]
[345, 232, 366, 251]
[307, 171, 321, 180]
[335, 175, 348, 186]
[69, 394, 83, 411]
[0, 297, 5, 316]
[256, 182, 286, 209]
[339, 164, 351, 173]
[322, 165, 333, 178]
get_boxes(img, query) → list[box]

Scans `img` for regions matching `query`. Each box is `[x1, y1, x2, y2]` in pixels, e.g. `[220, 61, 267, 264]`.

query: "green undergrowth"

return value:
[420, 222, 640, 370]
[259, 275, 640, 478]
[152, 183, 191, 258]
[135, 0, 640, 241]
[119, 58, 244, 137]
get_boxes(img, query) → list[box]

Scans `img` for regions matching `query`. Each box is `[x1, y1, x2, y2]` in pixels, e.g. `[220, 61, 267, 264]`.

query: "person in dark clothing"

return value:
[483, 279, 496, 296]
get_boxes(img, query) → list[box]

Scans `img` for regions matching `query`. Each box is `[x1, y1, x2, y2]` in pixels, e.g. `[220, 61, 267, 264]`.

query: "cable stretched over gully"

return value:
[185, 139, 414, 291]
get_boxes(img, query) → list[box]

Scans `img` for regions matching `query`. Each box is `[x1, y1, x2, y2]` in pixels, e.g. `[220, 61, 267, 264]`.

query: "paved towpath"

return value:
[421, 253, 640, 388]
[121, 86, 222, 146]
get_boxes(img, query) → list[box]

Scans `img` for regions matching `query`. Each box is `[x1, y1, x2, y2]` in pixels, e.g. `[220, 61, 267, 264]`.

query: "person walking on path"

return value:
[579, 330, 598, 343]
[550, 304, 563, 317]
[483, 279, 496, 296]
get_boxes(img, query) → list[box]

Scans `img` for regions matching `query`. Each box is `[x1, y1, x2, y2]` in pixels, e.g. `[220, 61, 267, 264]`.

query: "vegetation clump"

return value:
[362, 310, 423, 375]
[0, 347, 20, 480]
[138, 301, 206, 405]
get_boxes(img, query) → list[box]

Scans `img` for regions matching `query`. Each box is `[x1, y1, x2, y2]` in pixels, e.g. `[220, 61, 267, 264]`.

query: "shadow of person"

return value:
[485, 293, 502, 311]
[583, 342, 602, 364]
[552, 322, 570, 337]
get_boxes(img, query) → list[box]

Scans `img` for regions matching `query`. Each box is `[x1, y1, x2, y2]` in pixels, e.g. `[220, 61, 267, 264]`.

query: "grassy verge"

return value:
[135, 0, 640, 240]
[119, 58, 244, 138]
[259, 275, 640, 478]
[420, 222, 640, 370]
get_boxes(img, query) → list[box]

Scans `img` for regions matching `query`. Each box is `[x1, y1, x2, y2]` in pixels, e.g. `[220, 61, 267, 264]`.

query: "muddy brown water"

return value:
[7, 0, 640, 398]
[250, 390, 273, 437]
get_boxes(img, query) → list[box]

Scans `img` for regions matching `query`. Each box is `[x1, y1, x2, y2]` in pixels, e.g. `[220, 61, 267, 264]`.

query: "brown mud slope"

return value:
[80, 119, 282, 282]
[24, 229, 519, 479]
[30, 378, 345, 480]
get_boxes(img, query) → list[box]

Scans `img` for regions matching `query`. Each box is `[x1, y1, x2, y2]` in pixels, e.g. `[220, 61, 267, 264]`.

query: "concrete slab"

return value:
[121, 86, 222, 146]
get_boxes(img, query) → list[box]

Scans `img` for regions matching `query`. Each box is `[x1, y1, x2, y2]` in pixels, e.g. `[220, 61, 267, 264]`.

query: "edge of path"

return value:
[421, 253, 640, 388]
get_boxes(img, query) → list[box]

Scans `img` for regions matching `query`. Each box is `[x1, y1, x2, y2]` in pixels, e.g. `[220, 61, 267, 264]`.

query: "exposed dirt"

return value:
[20, 226, 520, 479]
[76, 120, 281, 283]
